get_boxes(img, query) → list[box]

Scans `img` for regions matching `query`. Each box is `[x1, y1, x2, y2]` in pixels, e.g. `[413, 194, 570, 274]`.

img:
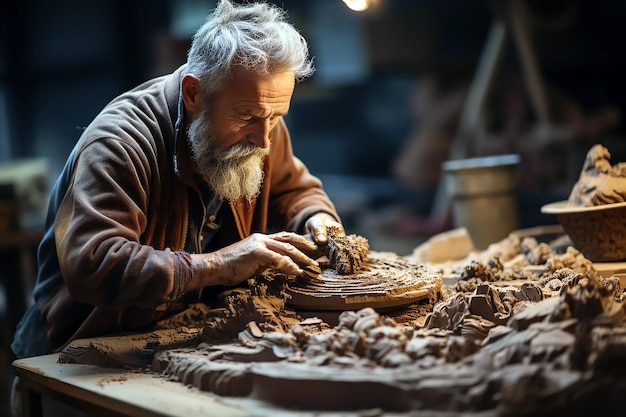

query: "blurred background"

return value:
[1, 0, 626, 410]
[2, 0, 626, 252]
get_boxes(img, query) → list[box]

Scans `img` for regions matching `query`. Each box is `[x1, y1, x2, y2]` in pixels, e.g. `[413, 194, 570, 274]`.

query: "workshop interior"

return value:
[2, 0, 626, 416]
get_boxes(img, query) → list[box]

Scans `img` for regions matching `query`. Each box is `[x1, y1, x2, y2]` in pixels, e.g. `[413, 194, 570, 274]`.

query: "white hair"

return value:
[185, 0, 315, 97]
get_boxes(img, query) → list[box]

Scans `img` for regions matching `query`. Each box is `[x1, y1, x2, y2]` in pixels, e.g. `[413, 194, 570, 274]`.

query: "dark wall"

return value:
[1, 0, 169, 173]
[2, 0, 626, 191]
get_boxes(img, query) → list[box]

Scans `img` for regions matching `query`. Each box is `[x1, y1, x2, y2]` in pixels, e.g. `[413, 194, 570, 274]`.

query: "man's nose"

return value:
[247, 119, 271, 148]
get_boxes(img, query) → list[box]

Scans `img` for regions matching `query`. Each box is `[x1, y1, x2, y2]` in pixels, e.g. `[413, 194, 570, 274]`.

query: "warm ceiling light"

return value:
[342, 0, 371, 12]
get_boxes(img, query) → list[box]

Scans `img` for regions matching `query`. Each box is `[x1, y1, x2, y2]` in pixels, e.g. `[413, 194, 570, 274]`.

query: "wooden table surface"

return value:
[13, 353, 255, 417]
[13, 353, 387, 417]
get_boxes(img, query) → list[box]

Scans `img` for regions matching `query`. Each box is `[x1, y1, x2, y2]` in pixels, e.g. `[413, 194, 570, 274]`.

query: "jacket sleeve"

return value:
[266, 119, 341, 233]
[54, 137, 180, 309]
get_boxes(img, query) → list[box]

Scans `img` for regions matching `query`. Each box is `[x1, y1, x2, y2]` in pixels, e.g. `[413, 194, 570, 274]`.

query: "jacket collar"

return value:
[168, 65, 199, 189]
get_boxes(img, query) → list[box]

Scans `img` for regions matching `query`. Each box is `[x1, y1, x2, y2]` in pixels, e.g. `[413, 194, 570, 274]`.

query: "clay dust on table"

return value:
[59, 230, 626, 415]
[153, 233, 626, 415]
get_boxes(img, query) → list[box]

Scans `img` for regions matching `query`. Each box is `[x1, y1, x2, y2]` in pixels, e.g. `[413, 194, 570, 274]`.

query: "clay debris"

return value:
[151, 235, 626, 415]
[59, 231, 626, 414]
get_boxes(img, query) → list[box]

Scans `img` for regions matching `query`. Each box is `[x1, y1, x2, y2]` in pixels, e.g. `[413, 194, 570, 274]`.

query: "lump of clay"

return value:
[323, 223, 369, 275]
[568, 144, 626, 206]
[328, 234, 369, 275]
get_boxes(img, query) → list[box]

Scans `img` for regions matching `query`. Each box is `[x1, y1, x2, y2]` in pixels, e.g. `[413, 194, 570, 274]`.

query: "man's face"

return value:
[187, 67, 295, 202]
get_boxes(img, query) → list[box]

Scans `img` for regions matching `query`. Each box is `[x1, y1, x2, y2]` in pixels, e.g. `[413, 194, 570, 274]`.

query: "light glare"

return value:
[343, 0, 370, 12]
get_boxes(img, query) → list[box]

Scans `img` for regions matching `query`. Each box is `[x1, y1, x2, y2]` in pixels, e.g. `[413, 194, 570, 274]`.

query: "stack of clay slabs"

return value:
[286, 251, 442, 312]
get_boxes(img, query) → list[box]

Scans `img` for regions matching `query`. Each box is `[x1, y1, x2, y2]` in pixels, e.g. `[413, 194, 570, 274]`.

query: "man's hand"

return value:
[304, 212, 345, 245]
[191, 232, 320, 287]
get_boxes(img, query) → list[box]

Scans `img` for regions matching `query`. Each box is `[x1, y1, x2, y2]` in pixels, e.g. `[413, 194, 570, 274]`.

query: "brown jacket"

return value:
[29, 66, 338, 352]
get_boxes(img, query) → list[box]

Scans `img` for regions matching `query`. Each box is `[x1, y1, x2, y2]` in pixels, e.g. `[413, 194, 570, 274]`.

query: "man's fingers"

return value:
[272, 254, 303, 277]
[264, 233, 319, 271]
[308, 224, 327, 245]
[269, 231, 318, 252]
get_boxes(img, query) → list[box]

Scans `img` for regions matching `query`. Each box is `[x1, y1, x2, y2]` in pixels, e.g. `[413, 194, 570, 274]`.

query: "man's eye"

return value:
[239, 115, 253, 122]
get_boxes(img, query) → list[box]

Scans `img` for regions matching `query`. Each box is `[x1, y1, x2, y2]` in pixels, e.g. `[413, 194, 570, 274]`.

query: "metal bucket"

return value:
[442, 154, 520, 249]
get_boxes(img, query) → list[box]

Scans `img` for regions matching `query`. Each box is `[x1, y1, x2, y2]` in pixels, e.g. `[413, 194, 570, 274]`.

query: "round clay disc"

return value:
[286, 251, 442, 311]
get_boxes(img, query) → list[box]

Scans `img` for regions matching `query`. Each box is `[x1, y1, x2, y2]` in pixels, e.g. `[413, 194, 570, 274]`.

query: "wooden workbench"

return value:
[13, 353, 395, 417]
[13, 353, 253, 417]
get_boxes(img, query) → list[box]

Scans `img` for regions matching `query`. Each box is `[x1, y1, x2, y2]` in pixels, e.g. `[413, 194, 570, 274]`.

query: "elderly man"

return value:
[12, 0, 343, 359]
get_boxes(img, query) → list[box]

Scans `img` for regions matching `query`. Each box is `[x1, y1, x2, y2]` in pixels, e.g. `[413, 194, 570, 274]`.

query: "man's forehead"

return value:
[222, 67, 295, 109]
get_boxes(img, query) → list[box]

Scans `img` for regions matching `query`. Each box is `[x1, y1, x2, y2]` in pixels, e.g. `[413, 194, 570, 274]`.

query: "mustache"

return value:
[220, 141, 269, 161]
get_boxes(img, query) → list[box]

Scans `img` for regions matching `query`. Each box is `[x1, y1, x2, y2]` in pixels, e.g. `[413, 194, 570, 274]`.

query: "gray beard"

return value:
[187, 110, 268, 202]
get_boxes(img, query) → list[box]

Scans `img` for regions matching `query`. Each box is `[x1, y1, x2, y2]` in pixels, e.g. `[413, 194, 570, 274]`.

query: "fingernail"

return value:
[302, 264, 321, 278]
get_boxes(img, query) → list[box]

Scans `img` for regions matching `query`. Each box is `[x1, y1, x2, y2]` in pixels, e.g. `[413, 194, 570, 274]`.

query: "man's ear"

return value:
[181, 74, 203, 118]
